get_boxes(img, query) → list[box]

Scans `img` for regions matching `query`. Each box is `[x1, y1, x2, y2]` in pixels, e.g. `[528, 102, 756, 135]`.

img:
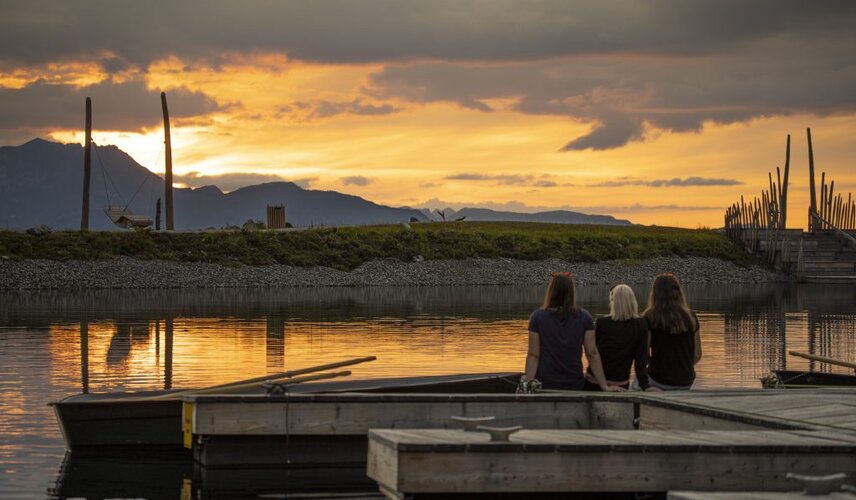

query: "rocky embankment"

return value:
[0, 256, 782, 289]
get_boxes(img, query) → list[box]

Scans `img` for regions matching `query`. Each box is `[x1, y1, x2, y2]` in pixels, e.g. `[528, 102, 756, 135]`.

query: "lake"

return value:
[1, 283, 854, 498]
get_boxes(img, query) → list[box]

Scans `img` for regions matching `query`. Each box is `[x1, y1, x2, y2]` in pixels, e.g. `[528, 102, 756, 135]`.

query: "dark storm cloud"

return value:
[592, 177, 744, 188]
[369, 28, 856, 150]
[291, 99, 398, 120]
[0, 79, 222, 132]
[342, 175, 373, 186]
[445, 173, 567, 188]
[175, 172, 317, 192]
[2, 1, 855, 150]
[1, 1, 854, 67]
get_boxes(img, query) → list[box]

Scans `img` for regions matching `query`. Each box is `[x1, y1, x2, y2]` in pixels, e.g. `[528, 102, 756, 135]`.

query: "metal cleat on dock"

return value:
[475, 425, 524, 442]
[786, 472, 849, 496]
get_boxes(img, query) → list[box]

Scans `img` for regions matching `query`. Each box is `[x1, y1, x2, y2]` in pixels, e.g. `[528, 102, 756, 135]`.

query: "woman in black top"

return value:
[522, 272, 620, 392]
[584, 284, 649, 391]
[643, 274, 702, 390]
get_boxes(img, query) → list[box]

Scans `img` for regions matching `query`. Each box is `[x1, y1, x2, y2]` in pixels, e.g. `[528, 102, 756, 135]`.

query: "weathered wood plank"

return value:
[638, 404, 777, 431]
[368, 429, 856, 495]
[669, 492, 855, 499]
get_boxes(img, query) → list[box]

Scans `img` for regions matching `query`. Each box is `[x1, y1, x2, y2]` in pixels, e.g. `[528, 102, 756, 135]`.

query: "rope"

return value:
[92, 141, 127, 208]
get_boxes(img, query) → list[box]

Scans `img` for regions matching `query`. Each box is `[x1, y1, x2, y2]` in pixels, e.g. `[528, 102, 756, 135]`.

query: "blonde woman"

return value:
[583, 284, 649, 391]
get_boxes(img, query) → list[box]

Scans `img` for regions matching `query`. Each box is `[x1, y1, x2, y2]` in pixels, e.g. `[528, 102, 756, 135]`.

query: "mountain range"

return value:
[0, 139, 631, 229]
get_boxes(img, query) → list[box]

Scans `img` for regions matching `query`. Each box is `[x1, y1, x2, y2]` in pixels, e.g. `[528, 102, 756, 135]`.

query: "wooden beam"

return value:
[807, 128, 817, 220]
[781, 134, 790, 228]
[80, 97, 92, 231]
[161, 92, 174, 231]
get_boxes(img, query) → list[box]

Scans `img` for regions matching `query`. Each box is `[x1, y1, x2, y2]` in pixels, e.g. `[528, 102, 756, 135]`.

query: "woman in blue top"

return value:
[522, 272, 619, 391]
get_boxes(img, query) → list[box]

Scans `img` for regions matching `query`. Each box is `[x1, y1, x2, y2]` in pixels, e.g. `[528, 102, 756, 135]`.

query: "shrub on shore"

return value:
[0, 222, 755, 270]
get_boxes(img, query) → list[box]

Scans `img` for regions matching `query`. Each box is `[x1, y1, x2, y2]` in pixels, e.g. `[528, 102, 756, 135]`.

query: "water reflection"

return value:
[0, 284, 854, 498]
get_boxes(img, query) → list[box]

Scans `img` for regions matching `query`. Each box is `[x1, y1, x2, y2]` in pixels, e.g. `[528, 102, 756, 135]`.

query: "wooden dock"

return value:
[184, 389, 856, 495]
[186, 392, 634, 467]
[367, 428, 856, 497]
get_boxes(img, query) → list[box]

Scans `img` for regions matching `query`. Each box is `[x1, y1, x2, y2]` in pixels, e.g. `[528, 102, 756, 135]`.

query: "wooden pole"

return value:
[781, 134, 790, 228]
[155, 198, 162, 231]
[161, 92, 175, 230]
[789, 350, 856, 370]
[80, 97, 92, 231]
[807, 128, 817, 228]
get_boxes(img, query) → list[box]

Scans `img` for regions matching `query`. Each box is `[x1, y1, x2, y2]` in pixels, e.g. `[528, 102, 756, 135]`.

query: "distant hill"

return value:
[420, 207, 631, 225]
[0, 139, 427, 229]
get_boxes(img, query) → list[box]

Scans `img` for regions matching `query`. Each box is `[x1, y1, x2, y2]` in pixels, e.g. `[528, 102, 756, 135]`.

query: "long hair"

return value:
[542, 274, 578, 317]
[609, 284, 639, 321]
[643, 274, 697, 335]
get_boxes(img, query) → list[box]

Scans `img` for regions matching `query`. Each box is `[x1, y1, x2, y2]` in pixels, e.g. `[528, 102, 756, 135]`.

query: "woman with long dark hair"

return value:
[522, 272, 618, 391]
[643, 274, 702, 390]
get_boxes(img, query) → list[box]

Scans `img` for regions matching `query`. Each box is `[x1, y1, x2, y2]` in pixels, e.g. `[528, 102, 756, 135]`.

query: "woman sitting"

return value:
[521, 272, 619, 392]
[584, 284, 649, 391]
[643, 274, 702, 390]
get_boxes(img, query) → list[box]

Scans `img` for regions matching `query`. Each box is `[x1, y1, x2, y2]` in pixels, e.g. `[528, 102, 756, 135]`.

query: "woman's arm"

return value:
[693, 326, 703, 365]
[634, 329, 650, 390]
[584, 329, 622, 391]
[524, 331, 540, 382]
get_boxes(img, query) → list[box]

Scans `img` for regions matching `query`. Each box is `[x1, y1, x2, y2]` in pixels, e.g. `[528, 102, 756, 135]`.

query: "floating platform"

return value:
[52, 372, 519, 449]
[367, 428, 856, 498]
[187, 392, 633, 467]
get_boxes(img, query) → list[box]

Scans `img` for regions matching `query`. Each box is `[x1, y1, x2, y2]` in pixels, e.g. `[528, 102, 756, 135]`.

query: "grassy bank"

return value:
[0, 222, 755, 269]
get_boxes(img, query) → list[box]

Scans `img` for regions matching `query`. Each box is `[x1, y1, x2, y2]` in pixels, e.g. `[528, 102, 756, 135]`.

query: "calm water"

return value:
[1, 283, 855, 498]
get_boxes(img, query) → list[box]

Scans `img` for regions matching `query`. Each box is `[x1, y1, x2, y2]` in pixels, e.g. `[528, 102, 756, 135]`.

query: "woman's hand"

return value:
[603, 385, 626, 392]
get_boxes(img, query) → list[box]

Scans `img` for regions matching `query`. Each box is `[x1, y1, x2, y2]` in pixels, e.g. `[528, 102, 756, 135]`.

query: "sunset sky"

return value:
[1, 1, 855, 227]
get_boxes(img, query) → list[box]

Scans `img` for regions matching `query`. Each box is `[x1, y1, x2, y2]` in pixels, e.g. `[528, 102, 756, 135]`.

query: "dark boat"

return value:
[762, 369, 856, 388]
[51, 372, 520, 450]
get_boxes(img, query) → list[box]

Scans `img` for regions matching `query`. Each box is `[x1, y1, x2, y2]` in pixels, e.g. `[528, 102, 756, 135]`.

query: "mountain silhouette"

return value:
[0, 139, 427, 229]
[419, 207, 631, 225]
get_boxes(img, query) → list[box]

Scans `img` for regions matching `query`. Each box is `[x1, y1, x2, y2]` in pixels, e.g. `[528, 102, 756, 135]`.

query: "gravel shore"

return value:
[0, 256, 782, 289]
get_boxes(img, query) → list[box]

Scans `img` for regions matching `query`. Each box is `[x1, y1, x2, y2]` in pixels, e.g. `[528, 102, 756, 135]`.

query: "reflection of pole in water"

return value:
[155, 320, 160, 368]
[266, 316, 285, 372]
[80, 320, 89, 394]
[165, 318, 174, 390]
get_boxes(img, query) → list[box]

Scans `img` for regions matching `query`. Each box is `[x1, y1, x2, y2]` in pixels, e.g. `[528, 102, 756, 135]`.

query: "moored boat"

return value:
[762, 369, 856, 388]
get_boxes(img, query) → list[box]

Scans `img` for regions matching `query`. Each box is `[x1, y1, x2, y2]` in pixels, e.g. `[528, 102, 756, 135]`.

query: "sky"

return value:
[1, 0, 855, 227]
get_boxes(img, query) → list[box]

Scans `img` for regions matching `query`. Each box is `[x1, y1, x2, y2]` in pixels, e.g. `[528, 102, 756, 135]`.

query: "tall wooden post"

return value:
[780, 134, 790, 228]
[80, 97, 92, 230]
[161, 92, 174, 230]
[155, 198, 162, 231]
[807, 128, 817, 229]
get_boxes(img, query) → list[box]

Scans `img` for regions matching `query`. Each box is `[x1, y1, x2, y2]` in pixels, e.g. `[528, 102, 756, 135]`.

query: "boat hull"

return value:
[770, 370, 856, 387]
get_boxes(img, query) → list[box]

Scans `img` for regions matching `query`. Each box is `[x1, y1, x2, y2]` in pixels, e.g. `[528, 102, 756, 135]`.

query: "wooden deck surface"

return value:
[367, 428, 856, 497]
[638, 389, 856, 433]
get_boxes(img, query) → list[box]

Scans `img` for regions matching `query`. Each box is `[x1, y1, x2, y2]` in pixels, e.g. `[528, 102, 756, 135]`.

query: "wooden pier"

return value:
[367, 428, 856, 498]
[186, 392, 633, 467]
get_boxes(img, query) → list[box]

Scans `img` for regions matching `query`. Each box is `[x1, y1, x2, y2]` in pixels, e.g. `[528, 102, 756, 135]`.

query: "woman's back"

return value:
[591, 316, 649, 386]
[528, 307, 593, 390]
[647, 313, 698, 387]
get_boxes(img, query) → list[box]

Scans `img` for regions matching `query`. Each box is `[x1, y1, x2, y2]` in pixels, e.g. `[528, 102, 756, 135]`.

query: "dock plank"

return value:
[368, 428, 856, 495]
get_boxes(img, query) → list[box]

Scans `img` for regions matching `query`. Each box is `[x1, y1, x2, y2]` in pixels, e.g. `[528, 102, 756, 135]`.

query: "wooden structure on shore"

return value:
[78, 94, 176, 230]
[265, 205, 286, 229]
[724, 129, 856, 282]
